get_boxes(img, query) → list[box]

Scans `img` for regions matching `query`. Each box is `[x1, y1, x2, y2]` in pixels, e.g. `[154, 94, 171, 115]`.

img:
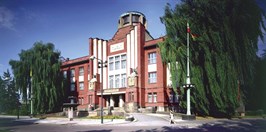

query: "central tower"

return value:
[118, 11, 147, 29]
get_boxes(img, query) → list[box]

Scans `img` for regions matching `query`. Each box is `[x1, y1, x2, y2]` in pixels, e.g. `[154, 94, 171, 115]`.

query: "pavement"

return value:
[0, 113, 179, 126]
[1, 114, 266, 131]
[8, 117, 132, 125]
[2, 113, 263, 127]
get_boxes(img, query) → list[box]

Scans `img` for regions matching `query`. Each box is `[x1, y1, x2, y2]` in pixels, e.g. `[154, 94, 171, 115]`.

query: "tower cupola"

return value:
[118, 11, 147, 29]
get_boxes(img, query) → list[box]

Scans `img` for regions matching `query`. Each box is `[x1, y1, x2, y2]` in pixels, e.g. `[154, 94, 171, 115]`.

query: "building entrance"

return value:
[106, 94, 125, 108]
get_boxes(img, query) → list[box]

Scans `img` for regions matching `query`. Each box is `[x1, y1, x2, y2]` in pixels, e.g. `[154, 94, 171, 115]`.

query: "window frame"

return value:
[148, 72, 157, 83]
[79, 82, 84, 90]
[148, 52, 156, 64]
[79, 67, 84, 76]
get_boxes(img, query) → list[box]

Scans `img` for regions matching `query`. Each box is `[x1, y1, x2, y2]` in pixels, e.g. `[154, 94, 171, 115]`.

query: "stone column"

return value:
[119, 95, 124, 107]
[110, 95, 114, 107]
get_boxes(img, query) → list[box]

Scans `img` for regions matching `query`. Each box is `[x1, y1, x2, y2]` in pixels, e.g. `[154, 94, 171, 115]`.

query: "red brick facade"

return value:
[61, 11, 178, 112]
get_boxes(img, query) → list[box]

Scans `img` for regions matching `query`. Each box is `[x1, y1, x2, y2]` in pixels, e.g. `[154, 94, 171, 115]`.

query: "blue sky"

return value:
[0, 0, 265, 75]
[0, 0, 178, 75]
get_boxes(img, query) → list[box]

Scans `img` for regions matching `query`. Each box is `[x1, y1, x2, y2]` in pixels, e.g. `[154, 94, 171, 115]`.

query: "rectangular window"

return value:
[123, 15, 130, 24]
[109, 57, 114, 71]
[148, 93, 152, 103]
[79, 98, 84, 105]
[128, 92, 134, 102]
[79, 82, 84, 90]
[153, 93, 157, 103]
[148, 52, 156, 64]
[63, 71, 67, 78]
[88, 95, 92, 104]
[70, 83, 75, 91]
[132, 15, 140, 23]
[109, 75, 114, 88]
[115, 75, 120, 88]
[121, 54, 126, 69]
[115, 56, 120, 70]
[70, 69, 75, 77]
[121, 74, 126, 87]
[79, 67, 84, 76]
[148, 72, 157, 83]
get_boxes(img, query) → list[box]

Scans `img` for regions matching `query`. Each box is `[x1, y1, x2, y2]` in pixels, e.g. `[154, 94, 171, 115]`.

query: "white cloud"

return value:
[0, 6, 15, 30]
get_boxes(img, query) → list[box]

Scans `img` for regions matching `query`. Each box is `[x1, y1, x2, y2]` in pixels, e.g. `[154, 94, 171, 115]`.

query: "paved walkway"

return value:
[0, 115, 132, 125]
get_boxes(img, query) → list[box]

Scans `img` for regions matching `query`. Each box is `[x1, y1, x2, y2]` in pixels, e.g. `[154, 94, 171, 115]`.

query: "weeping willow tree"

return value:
[9, 42, 66, 114]
[159, 0, 265, 117]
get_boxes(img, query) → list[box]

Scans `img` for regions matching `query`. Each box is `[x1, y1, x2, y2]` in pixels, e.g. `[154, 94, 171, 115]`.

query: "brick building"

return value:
[61, 11, 179, 113]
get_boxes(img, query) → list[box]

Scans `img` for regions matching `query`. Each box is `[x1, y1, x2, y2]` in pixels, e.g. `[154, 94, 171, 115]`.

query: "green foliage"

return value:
[0, 70, 19, 114]
[9, 42, 66, 114]
[249, 50, 266, 111]
[159, 0, 265, 117]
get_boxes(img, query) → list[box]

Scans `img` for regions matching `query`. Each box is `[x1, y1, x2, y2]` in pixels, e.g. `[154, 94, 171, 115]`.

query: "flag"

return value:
[191, 33, 198, 41]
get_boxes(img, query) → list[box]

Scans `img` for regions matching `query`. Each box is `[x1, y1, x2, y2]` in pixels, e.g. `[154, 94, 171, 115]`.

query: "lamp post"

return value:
[89, 55, 107, 124]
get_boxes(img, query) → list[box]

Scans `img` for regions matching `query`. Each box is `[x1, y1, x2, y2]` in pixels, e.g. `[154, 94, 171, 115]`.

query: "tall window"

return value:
[148, 52, 156, 64]
[70, 69, 75, 77]
[148, 72, 157, 83]
[121, 54, 126, 69]
[148, 93, 152, 103]
[121, 74, 126, 87]
[115, 56, 120, 70]
[70, 83, 75, 91]
[79, 67, 84, 76]
[109, 57, 114, 71]
[128, 92, 134, 102]
[108, 54, 126, 88]
[115, 75, 120, 88]
[109, 75, 114, 88]
[63, 71, 67, 78]
[79, 82, 84, 90]
[153, 93, 157, 103]
[88, 95, 93, 104]
[79, 98, 84, 105]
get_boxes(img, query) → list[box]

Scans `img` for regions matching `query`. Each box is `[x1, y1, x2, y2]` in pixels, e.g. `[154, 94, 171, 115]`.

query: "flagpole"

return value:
[186, 22, 191, 115]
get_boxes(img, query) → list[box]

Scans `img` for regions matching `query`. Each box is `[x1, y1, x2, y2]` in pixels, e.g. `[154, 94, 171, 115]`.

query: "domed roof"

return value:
[120, 11, 146, 18]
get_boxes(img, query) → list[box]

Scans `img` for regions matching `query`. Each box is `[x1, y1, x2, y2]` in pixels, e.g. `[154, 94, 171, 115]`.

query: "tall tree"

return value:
[9, 42, 66, 114]
[0, 70, 19, 114]
[159, 0, 265, 117]
[251, 49, 266, 111]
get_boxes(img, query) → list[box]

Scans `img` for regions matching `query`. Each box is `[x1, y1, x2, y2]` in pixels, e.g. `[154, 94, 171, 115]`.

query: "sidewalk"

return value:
[15, 117, 132, 125]
[146, 113, 184, 123]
